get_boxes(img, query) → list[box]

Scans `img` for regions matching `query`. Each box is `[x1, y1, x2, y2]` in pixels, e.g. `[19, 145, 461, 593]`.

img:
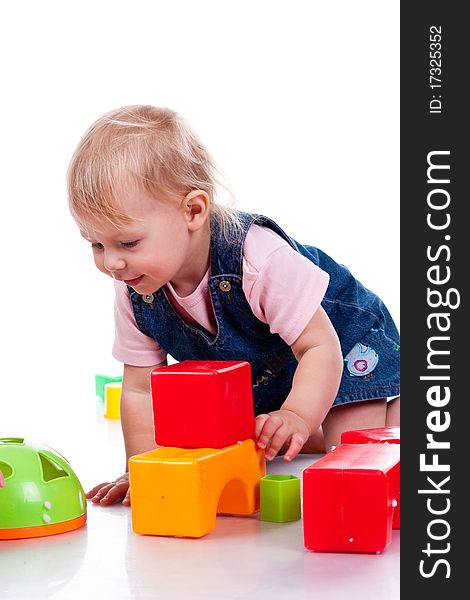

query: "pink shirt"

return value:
[112, 224, 329, 366]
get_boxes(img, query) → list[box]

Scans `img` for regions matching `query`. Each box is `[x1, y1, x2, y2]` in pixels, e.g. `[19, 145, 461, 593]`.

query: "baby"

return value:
[67, 105, 400, 506]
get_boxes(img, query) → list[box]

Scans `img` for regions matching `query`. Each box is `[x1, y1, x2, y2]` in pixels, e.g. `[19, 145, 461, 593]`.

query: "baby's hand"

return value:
[254, 409, 310, 461]
[86, 473, 130, 506]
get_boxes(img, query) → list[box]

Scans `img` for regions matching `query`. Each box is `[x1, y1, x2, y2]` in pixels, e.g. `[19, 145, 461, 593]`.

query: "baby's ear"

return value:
[184, 190, 210, 229]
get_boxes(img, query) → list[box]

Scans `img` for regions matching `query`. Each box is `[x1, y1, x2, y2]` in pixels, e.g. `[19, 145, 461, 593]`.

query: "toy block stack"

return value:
[303, 426, 400, 554]
[125, 356, 400, 548]
[129, 360, 266, 538]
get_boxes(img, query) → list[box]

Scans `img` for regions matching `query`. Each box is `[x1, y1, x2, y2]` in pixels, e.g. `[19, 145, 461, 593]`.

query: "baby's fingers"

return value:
[256, 414, 283, 450]
[122, 487, 131, 507]
[254, 414, 270, 440]
[86, 482, 109, 498]
[283, 432, 307, 462]
[86, 482, 112, 501]
[265, 425, 290, 460]
[87, 483, 114, 504]
[99, 482, 129, 506]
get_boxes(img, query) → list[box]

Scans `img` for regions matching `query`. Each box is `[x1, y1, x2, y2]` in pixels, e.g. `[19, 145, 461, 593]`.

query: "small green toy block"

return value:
[95, 374, 122, 401]
[260, 474, 301, 523]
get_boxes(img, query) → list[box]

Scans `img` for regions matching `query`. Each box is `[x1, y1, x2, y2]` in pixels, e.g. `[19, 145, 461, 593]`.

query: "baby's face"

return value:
[79, 186, 196, 295]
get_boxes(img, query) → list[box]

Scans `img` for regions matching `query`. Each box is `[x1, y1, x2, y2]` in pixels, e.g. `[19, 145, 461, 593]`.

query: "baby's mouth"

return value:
[123, 275, 144, 286]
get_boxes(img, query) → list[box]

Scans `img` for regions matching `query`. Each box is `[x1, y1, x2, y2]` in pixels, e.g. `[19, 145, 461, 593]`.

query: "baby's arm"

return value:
[86, 361, 165, 506]
[255, 306, 343, 461]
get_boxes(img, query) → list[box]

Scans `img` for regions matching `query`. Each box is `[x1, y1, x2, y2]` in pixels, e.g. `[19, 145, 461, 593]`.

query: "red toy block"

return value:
[303, 444, 400, 554]
[151, 360, 254, 449]
[341, 427, 400, 529]
[341, 426, 400, 445]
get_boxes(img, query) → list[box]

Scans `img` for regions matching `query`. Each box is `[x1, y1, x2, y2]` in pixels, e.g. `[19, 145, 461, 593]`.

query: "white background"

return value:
[0, 1, 399, 455]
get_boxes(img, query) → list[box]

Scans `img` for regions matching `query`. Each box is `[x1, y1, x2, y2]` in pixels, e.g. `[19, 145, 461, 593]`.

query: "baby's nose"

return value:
[104, 251, 126, 272]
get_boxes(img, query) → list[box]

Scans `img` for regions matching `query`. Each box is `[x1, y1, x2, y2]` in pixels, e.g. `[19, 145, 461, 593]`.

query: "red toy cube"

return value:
[151, 360, 254, 449]
[303, 444, 400, 554]
[341, 427, 400, 529]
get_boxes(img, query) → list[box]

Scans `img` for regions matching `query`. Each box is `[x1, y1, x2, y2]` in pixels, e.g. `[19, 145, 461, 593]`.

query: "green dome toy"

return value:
[0, 437, 87, 539]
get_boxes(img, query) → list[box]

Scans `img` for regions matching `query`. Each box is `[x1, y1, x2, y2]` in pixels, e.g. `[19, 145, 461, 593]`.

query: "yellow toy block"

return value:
[104, 381, 121, 419]
[129, 439, 266, 537]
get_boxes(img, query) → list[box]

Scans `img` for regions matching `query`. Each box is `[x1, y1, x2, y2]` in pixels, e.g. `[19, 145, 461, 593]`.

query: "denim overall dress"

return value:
[128, 212, 400, 415]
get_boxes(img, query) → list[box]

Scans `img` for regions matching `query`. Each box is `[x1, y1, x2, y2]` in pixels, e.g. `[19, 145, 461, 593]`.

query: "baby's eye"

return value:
[91, 242, 103, 250]
[121, 240, 140, 249]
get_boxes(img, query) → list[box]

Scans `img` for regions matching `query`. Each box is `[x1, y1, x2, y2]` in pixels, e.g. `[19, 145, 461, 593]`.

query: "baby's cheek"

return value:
[96, 264, 106, 275]
[94, 257, 109, 276]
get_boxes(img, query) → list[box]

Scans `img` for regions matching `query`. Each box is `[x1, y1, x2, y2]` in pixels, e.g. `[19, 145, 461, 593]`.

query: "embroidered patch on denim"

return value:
[345, 343, 379, 377]
[253, 374, 269, 388]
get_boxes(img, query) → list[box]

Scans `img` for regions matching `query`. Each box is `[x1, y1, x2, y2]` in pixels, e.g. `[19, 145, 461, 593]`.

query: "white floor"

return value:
[1, 399, 400, 600]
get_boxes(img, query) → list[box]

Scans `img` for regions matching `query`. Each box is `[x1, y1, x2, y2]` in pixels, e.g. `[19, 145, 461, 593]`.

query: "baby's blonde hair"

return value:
[67, 105, 241, 237]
